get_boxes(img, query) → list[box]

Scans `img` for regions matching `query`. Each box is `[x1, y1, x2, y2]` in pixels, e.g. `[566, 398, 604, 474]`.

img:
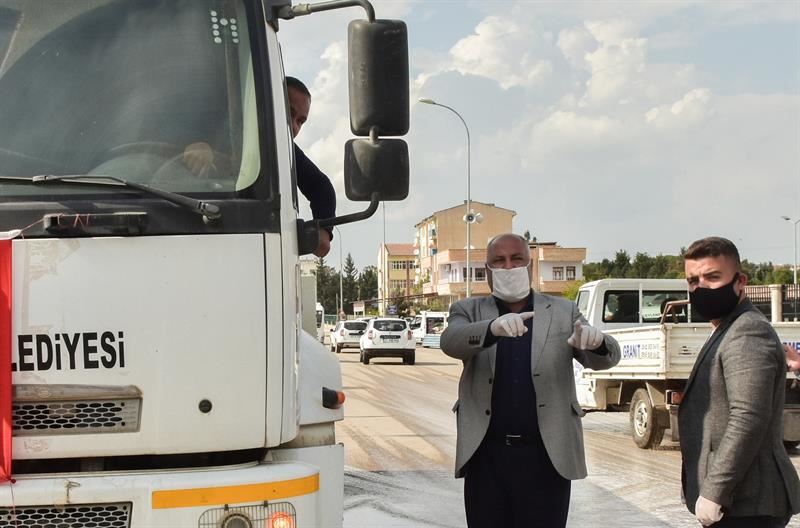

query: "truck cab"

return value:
[576, 278, 705, 331]
[0, 1, 409, 526]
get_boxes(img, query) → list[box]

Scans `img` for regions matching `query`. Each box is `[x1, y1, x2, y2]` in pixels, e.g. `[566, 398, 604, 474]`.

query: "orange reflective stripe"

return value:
[152, 474, 319, 509]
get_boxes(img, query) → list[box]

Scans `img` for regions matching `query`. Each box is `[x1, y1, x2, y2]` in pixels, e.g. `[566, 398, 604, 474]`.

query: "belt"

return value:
[488, 434, 539, 447]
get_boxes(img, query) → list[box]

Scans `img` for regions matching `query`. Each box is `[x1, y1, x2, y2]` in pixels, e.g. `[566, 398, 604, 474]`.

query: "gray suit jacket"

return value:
[679, 299, 800, 518]
[440, 292, 621, 479]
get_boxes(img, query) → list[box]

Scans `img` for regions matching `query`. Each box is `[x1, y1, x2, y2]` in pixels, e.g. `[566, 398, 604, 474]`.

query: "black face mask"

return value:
[689, 272, 741, 320]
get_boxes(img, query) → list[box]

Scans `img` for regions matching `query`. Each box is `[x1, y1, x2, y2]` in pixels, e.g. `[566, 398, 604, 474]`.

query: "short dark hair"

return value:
[286, 76, 311, 99]
[684, 236, 741, 270]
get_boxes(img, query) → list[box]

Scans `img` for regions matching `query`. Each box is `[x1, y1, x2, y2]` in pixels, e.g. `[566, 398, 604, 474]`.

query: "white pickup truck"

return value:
[574, 279, 800, 449]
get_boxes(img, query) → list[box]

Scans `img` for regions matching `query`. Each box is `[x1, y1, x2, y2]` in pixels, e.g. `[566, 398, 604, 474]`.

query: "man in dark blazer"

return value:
[680, 236, 800, 527]
[286, 76, 336, 258]
[440, 233, 621, 527]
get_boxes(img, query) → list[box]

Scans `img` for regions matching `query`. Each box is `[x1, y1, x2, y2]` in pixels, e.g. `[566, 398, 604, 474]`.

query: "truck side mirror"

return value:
[344, 138, 408, 201]
[348, 19, 409, 136]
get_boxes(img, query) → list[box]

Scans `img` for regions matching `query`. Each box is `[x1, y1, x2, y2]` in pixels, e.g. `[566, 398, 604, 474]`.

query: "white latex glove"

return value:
[695, 496, 723, 526]
[567, 321, 604, 350]
[490, 312, 535, 338]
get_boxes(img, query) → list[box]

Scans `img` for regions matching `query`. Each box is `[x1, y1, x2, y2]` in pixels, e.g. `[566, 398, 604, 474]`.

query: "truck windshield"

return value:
[0, 0, 260, 197]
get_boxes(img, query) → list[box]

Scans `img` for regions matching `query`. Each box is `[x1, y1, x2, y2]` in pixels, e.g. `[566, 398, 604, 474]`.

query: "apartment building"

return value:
[377, 243, 416, 315]
[414, 201, 516, 291]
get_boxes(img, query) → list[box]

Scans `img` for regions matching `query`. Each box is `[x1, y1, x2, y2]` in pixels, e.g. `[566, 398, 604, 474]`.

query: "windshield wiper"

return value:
[1, 174, 221, 220]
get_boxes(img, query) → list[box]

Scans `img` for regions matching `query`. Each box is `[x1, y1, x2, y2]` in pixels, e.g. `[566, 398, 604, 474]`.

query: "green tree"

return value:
[357, 265, 378, 301]
[562, 279, 585, 301]
[390, 289, 411, 318]
[315, 257, 340, 315]
[342, 253, 358, 315]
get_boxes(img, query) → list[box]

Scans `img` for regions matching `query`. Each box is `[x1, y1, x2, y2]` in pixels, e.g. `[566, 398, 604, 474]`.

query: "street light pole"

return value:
[782, 216, 800, 285]
[334, 226, 343, 317]
[419, 97, 472, 298]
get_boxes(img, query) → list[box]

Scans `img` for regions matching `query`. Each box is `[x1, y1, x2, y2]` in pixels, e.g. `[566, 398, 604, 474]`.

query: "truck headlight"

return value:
[199, 503, 296, 528]
[221, 513, 252, 528]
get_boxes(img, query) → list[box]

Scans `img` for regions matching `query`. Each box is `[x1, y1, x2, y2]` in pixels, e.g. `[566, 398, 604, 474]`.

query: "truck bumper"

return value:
[0, 444, 343, 528]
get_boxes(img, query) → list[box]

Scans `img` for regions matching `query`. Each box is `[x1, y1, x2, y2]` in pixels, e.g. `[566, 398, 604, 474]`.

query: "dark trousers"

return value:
[464, 433, 570, 528]
[710, 516, 789, 527]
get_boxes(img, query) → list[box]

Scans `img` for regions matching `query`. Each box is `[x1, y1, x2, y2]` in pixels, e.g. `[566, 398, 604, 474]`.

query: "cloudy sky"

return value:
[279, 0, 800, 272]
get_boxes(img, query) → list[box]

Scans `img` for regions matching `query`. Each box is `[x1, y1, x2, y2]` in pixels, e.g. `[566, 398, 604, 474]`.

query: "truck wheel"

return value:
[361, 350, 370, 365]
[630, 388, 664, 449]
[403, 351, 415, 365]
[335, 344, 342, 354]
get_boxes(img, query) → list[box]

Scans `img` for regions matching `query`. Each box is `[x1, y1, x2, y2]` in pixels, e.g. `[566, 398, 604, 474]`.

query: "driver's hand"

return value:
[183, 142, 215, 177]
[314, 228, 331, 258]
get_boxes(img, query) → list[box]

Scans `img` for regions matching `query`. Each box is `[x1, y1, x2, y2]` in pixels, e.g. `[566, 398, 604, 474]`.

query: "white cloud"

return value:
[449, 15, 553, 89]
[645, 88, 712, 129]
[557, 26, 596, 70]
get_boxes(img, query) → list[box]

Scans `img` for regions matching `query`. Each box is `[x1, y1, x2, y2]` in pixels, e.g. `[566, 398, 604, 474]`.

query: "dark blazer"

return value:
[440, 292, 620, 479]
[295, 144, 336, 237]
[679, 299, 800, 518]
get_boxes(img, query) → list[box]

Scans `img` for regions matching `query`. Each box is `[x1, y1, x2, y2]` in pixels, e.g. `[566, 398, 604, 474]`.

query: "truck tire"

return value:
[630, 388, 664, 449]
[360, 349, 370, 365]
[403, 351, 415, 365]
[335, 344, 342, 354]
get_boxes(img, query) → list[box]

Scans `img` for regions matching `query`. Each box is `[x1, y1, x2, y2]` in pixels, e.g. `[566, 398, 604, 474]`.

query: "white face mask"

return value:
[489, 265, 531, 302]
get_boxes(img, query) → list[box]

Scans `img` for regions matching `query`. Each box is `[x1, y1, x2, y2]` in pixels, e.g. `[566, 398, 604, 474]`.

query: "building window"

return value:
[390, 280, 407, 290]
[391, 261, 407, 270]
[566, 266, 576, 281]
[474, 268, 486, 281]
[553, 267, 564, 280]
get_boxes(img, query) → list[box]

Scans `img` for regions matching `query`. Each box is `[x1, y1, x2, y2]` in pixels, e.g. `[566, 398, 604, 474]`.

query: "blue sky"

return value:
[279, 1, 800, 272]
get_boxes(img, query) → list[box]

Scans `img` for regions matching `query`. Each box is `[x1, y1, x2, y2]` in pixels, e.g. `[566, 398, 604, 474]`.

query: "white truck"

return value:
[0, 1, 409, 526]
[409, 310, 448, 346]
[574, 279, 800, 449]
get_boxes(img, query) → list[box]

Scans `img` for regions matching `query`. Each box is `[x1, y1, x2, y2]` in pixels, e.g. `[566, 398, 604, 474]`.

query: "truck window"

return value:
[576, 290, 590, 315]
[0, 0, 261, 197]
[603, 291, 640, 323]
[642, 290, 688, 323]
[426, 317, 444, 334]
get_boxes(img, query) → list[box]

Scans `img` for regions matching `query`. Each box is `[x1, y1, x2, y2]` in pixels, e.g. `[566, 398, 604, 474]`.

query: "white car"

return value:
[359, 318, 416, 365]
[330, 320, 368, 353]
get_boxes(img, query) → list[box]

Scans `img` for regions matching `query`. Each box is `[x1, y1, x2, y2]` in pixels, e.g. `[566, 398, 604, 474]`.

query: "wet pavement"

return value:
[337, 346, 800, 527]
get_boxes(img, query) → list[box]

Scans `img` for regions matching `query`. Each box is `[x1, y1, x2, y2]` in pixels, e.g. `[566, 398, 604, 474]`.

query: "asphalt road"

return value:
[335, 345, 800, 528]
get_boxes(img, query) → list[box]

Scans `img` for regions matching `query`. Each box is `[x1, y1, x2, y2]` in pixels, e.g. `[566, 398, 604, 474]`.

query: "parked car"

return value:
[330, 320, 368, 353]
[359, 318, 416, 365]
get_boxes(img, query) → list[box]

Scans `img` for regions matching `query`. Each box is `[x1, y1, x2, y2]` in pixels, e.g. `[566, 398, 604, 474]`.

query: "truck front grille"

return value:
[0, 502, 131, 527]
[12, 385, 142, 437]
[12, 399, 141, 436]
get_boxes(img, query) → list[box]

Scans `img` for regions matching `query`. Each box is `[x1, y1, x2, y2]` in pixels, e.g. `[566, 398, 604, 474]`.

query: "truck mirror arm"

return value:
[278, 0, 375, 22]
[296, 192, 380, 255]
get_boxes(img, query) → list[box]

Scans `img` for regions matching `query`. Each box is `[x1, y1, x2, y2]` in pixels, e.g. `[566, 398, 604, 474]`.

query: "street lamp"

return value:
[781, 216, 800, 285]
[419, 97, 474, 298]
[334, 226, 343, 317]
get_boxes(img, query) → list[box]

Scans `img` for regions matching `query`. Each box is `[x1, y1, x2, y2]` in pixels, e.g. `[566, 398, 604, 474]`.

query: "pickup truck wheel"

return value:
[335, 344, 342, 354]
[361, 349, 370, 365]
[630, 388, 664, 449]
[403, 351, 415, 365]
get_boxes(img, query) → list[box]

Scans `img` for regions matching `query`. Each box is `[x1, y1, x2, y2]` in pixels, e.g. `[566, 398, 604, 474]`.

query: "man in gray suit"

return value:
[440, 233, 621, 527]
[680, 236, 800, 527]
